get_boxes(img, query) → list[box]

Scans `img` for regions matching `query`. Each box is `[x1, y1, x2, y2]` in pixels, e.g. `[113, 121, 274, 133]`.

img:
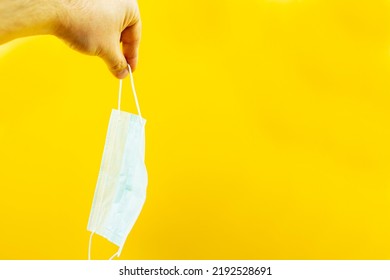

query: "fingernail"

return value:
[117, 68, 129, 79]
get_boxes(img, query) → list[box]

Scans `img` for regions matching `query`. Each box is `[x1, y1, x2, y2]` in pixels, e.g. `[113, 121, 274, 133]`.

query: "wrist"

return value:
[0, 0, 64, 44]
[14, 0, 65, 37]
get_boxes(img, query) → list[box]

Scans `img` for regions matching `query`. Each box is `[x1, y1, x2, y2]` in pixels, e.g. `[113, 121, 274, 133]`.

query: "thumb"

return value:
[99, 41, 129, 79]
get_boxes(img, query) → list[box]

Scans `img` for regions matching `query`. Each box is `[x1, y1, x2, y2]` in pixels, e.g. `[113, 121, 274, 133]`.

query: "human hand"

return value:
[56, 0, 141, 78]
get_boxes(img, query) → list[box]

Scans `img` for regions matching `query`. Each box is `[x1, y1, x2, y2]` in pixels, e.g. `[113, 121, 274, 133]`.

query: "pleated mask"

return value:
[87, 65, 147, 260]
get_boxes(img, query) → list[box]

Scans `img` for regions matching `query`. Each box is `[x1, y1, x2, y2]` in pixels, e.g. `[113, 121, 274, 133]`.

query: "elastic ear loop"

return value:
[88, 232, 119, 260]
[88, 65, 139, 261]
[118, 64, 142, 118]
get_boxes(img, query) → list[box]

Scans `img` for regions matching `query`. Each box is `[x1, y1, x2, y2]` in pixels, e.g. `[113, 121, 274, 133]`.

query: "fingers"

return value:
[100, 40, 129, 79]
[99, 19, 141, 79]
[121, 19, 142, 72]
[98, 13, 141, 78]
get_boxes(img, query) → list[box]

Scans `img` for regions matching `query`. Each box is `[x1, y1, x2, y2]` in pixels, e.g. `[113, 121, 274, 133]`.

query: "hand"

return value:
[57, 0, 141, 78]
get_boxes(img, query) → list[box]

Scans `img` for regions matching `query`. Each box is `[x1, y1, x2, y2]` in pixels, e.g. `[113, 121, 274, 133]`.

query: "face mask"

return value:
[87, 65, 147, 260]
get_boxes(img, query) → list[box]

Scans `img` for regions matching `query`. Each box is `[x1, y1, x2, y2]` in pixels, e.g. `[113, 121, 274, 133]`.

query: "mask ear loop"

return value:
[88, 232, 120, 260]
[88, 232, 94, 260]
[118, 76, 123, 112]
[109, 251, 119, 260]
[118, 65, 143, 120]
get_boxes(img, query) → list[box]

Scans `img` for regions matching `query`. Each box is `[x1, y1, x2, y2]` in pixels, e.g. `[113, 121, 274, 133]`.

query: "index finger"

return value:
[121, 20, 142, 72]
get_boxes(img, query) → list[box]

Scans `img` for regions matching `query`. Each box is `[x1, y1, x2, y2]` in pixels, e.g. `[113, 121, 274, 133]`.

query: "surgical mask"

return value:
[87, 65, 147, 260]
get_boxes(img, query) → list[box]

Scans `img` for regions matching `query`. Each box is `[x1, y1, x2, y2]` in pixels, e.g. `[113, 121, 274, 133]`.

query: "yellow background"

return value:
[1, 0, 390, 259]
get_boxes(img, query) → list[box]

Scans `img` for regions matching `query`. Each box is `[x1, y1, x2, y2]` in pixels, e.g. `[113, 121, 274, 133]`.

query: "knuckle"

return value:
[110, 59, 127, 72]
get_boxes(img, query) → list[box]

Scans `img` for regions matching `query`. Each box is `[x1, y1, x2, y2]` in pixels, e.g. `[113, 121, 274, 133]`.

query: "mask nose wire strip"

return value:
[118, 65, 142, 118]
[88, 115, 119, 260]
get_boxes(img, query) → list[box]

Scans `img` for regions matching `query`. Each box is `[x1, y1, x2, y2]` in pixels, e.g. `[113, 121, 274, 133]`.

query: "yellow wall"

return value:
[1, 0, 390, 259]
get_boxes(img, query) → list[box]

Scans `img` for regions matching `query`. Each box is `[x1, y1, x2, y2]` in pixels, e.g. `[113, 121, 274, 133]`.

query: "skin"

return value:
[0, 0, 141, 78]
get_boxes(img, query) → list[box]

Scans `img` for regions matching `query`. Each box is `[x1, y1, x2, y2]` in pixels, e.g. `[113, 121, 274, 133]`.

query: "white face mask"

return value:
[87, 66, 147, 260]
